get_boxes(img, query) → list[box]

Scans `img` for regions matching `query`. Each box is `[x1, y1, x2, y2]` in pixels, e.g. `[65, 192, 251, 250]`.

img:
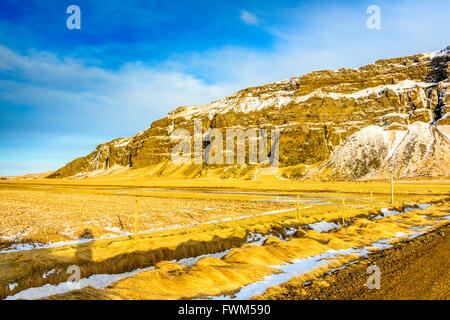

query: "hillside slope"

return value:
[48, 47, 450, 180]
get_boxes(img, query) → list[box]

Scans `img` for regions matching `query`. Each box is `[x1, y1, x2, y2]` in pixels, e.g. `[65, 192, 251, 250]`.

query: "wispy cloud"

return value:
[0, 45, 240, 175]
[0, 45, 236, 135]
[240, 10, 259, 25]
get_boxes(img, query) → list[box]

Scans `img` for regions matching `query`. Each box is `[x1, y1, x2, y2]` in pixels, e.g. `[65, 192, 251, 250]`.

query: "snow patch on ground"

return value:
[42, 269, 57, 279]
[0, 206, 304, 254]
[308, 221, 341, 233]
[176, 250, 231, 266]
[4, 266, 155, 300]
[8, 283, 17, 291]
[375, 203, 432, 219]
[285, 227, 297, 237]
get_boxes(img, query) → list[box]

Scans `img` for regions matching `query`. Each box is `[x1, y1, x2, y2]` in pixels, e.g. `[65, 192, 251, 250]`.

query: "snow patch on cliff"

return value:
[321, 121, 449, 179]
[169, 80, 435, 120]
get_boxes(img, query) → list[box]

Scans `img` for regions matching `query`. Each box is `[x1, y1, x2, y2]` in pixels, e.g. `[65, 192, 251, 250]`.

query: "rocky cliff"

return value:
[48, 47, 450, 180]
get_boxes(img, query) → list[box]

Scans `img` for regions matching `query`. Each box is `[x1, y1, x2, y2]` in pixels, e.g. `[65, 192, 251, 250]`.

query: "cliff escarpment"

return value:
[48, 47, 450, 180]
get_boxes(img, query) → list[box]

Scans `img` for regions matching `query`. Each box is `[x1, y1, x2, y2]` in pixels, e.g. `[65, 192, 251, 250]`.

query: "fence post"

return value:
[371, 189, 374, 208]
[134, 198, 140, 235]
[231, 201, 236, 231]
[390, 172, 394, 205]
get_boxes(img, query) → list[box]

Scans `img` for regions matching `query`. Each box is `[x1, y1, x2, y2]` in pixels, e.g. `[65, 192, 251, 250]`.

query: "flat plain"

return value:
[0, 176, 449, 300]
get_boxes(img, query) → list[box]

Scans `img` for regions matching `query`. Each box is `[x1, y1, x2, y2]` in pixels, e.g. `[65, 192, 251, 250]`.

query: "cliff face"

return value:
[48, 47, 450, 180]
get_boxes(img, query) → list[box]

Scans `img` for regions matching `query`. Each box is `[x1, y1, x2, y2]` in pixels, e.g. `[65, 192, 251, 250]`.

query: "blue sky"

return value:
[0, 0, 449, 176]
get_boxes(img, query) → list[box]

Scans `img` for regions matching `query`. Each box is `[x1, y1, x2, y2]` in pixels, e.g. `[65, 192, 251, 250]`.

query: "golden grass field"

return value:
[0, 175, 449, 300]
[1, 176, 448, 244]
[0, 187, 295, 245]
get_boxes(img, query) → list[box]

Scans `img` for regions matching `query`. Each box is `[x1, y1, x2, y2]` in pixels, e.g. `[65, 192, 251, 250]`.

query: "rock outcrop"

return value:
[48, 47, 450, 180]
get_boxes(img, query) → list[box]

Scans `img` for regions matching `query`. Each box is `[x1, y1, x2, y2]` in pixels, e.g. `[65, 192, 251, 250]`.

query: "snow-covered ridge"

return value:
[321, 121, 450, 180]
[421, 45, 450, 60]
[167, 46, 450, 120]
[169, 79, 436, 120]
[112, 137, 132, 148]
[294, 80, 435, 102]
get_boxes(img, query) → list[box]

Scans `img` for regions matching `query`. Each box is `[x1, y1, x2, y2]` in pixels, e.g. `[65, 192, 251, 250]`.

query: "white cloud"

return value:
[239, 10, 259, 25]
[0, 45, 238, 137]
[0, 45, 242, 174]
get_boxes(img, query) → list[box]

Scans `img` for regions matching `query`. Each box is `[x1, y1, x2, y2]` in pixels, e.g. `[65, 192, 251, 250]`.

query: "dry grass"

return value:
[3, 172, 450, 194]
[0, 188, 294, 244]
[43, 200, 450, 300]
[1, 176, 447, 245]
[0, 177, 448, 300]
